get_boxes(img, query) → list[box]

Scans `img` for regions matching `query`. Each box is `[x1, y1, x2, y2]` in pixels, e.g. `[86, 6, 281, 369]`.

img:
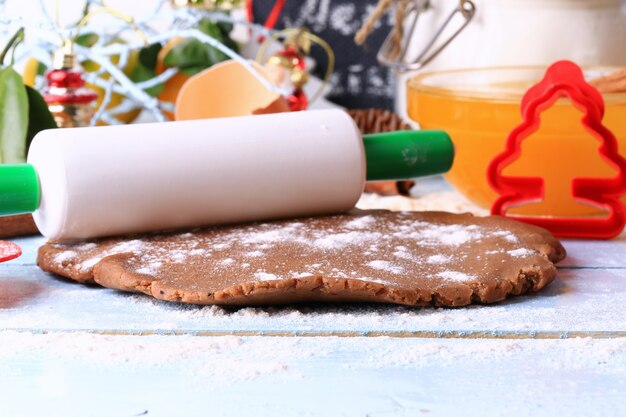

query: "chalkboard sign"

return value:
[251, 0, 396, 109]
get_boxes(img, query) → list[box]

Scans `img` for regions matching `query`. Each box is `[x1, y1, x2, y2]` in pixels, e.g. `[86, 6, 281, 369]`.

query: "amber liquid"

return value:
[408, 91, 626, 217]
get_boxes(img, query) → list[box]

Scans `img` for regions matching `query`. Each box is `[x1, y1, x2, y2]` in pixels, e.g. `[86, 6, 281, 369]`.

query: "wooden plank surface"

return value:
[1, 184, 625, 417]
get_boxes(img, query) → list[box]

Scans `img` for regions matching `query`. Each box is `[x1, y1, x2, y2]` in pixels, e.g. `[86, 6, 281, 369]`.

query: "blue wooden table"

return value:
[1, 181, 625, 417]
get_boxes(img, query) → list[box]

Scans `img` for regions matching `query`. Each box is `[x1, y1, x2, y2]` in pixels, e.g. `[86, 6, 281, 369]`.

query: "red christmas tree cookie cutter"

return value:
[487, 60, 626, 239]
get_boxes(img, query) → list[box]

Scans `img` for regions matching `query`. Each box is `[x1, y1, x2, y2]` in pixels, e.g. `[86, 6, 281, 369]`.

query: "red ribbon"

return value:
[246, 0, 286, 42]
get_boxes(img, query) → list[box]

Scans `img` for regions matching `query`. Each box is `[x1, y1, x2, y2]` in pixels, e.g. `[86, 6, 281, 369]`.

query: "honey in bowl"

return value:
[407, 67, 626, 217]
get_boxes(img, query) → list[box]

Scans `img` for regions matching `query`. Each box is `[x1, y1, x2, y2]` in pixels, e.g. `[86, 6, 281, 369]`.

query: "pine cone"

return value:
[346, 108, 412, 133]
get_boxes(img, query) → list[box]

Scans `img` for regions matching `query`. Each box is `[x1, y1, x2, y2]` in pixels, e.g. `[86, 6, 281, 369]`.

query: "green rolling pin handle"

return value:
[0, 164, 40, 216]
[363, 130, 454, 181]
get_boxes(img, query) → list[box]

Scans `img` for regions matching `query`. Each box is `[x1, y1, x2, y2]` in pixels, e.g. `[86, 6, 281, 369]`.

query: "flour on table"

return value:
[0, 332, 623, 386]
[356, 191, 488, 215]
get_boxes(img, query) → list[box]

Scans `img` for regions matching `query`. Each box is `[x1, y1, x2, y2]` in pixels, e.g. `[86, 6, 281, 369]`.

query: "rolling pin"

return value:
[0, 109, 453, 241]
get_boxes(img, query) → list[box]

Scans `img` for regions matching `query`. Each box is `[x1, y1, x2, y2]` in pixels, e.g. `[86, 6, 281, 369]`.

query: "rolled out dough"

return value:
[37, 210, 566, 307]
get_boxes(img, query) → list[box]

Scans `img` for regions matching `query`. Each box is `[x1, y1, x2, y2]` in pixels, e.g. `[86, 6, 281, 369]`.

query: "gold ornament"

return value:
[170, 0, 244, 10]
[257, 28, 334, 110]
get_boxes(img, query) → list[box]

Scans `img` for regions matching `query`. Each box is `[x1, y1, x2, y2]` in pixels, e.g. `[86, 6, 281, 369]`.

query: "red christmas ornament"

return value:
[288, 88, 308, 111]
[0, 241, 21, 263]
[264, 31, 311, 111]
[42, 40, 98, 128]
[488, 60, 626, 239]
[44, 68, 98, 104]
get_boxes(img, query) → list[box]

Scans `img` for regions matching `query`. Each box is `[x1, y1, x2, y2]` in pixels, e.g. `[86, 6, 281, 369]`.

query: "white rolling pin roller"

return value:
[0, 109, 453, 241]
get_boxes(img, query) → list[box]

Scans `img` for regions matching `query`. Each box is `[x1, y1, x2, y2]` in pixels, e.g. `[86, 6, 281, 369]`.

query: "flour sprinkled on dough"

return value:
[136, 261, 163, 275]
[38, 210, 565, 307]
[508, 248, 536, 257]
[428, 254, 452, 264]
[367, 260, 404, 274]
[53, 250, 77, 263]
[313, 231, 383, 250]
[344, 215, 377, 229]
[255, 271, 279, 281]
[437, 271, 476, 282]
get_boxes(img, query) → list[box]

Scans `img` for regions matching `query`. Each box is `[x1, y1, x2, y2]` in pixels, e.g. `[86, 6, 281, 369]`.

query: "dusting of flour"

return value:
[48, 211, 542, 287]
[0, 331, 624, 386]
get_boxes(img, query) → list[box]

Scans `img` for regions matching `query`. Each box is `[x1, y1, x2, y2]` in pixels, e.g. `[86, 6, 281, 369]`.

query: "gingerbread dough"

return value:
[37, 210, 566, 307]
